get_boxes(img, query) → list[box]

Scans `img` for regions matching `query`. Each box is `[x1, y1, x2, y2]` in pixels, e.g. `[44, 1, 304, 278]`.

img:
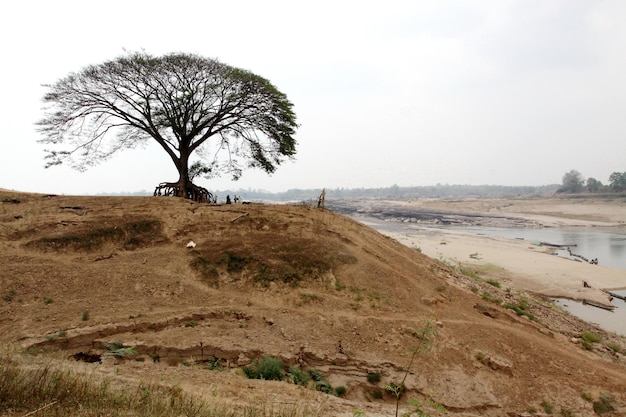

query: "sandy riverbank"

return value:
[372, 198, 626, 306]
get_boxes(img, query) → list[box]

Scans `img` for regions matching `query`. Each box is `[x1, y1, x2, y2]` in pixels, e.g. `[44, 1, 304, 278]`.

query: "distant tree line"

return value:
[217, 184, 560, 202]
[558, 170, 626, 193]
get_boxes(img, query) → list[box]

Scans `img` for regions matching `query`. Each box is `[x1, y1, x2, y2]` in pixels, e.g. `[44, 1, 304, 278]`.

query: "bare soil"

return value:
[1, 190, 626, 416]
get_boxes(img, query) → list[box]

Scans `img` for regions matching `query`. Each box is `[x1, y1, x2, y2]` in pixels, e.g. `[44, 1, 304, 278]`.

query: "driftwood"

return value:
[582, 299, 615, 311]
[606, 291, 626, 301]
[231, 212, 249, 223]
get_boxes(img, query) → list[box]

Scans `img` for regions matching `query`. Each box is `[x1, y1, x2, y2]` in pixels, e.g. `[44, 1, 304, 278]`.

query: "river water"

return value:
[452, 226, 626, 270]
[363, 218, 626, 336]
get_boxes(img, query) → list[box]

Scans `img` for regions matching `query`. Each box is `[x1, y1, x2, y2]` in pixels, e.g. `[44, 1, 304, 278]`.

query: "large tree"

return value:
[38, 52, 298, 201]
[558, 169, 584, 193]
[608, 171, 626, 192]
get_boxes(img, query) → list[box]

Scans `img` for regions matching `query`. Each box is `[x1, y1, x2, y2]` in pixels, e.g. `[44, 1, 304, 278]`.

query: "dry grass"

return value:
[0, 348, 308, 417]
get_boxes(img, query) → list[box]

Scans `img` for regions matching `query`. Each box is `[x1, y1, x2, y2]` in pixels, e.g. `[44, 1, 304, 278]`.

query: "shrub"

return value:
[459, 266, 480, 280]
[206, 358, 226, 371]
[481, 291, 502, 304]
[243, 356, 285, 381]
[334, 386, 347, 397]
[581, 340, 594, 351]
[288, 367, 311, 386]
[541, 399, 553, 414]
[3, 288, 16, 303]
[103, 341, 136, 359]
[485, 279, 501, 288]
[581, 392, 593, 402]
[607, 342, 622, 353]
[581, 331, 602, 344]
[315, 381, 333, 394]
[504, 302, 538, 322]
[308, 368, 324, 382]
[593, 393, 615, 414]
[371, 389, 383, 399]
[81, 310, 89, 321]
[367, 372, 381, 384]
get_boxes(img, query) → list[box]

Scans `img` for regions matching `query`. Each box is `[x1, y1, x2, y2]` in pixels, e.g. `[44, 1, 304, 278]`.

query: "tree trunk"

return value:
[175, 151, 191, 199]
[153, 147, 214, 203]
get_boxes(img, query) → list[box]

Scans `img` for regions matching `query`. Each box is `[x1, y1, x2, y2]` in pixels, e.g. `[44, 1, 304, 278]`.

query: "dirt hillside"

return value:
[1, 190, 625, 416]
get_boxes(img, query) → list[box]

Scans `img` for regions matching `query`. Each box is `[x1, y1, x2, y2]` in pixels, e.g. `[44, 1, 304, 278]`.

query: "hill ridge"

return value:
[1, 190, 625, 416]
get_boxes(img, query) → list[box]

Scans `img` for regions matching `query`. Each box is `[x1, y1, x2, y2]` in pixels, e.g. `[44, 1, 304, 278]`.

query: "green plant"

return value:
[334, 386, 347, 397]
[503, 301, 538, 322]
[367, 372, 381, 384]
[205, 358, 225, 371]
[607, 342, 622, 353]
[315, 381, 333, 394]
[485, 279, 501, 288]
[288, 366, 311, 386]
[560, 409, 574, 417]
[46, 330, 67, 341]
[384, 320, 444, 417]
[243, 356, 285, 381]
[480, 291, 502, 304]
[44, 297, 53, 305]
[184, 320, 199, 328]
[371, 389, 383, 399]
[189, 255, 220, 287]
[581, 392, 593, 402]
[405, 398, 447, 417]
[308, 368, 324, 382]
[0, 348, 308, 416]
[3, 288, 16, 303]
[103, 341, 136, 359]
[581, 331, 602, 344]
[298, 292, 320, 304]
[593, 393, 615, 414]
[541, 399, 553, 414]
[459, 266, 480, 280]
[581, 339, 594, 351]
[81, 310, 89, 321]
[335, 280, 345, 291]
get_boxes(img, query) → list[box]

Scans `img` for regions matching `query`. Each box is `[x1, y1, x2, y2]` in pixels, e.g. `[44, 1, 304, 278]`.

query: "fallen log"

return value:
[606, 291, 626, 301]
[539, 241, 577, 248]
[582, 299, 615, 311]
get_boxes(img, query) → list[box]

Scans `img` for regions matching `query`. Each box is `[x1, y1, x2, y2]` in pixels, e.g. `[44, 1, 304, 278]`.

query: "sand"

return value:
[374, 198, 626, 306]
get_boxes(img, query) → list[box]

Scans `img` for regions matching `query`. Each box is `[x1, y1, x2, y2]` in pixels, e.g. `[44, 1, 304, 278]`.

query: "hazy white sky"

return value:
[1, 0, 625, 195]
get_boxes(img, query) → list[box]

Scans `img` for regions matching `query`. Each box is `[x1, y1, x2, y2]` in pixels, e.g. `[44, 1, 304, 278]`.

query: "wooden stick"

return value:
[231, 212, 249, 222]
[22, 401, 58, 417]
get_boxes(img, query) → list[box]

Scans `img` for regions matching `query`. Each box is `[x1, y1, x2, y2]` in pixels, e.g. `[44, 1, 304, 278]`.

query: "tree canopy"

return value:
[609, 172, 626, 192]
[38, 52, 298, 201]
[558, 169, 584, 193]
[556, 169, 625, 194]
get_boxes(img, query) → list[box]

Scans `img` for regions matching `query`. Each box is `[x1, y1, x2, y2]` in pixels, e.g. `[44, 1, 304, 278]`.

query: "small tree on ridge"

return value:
[38, 52, 298, 201]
